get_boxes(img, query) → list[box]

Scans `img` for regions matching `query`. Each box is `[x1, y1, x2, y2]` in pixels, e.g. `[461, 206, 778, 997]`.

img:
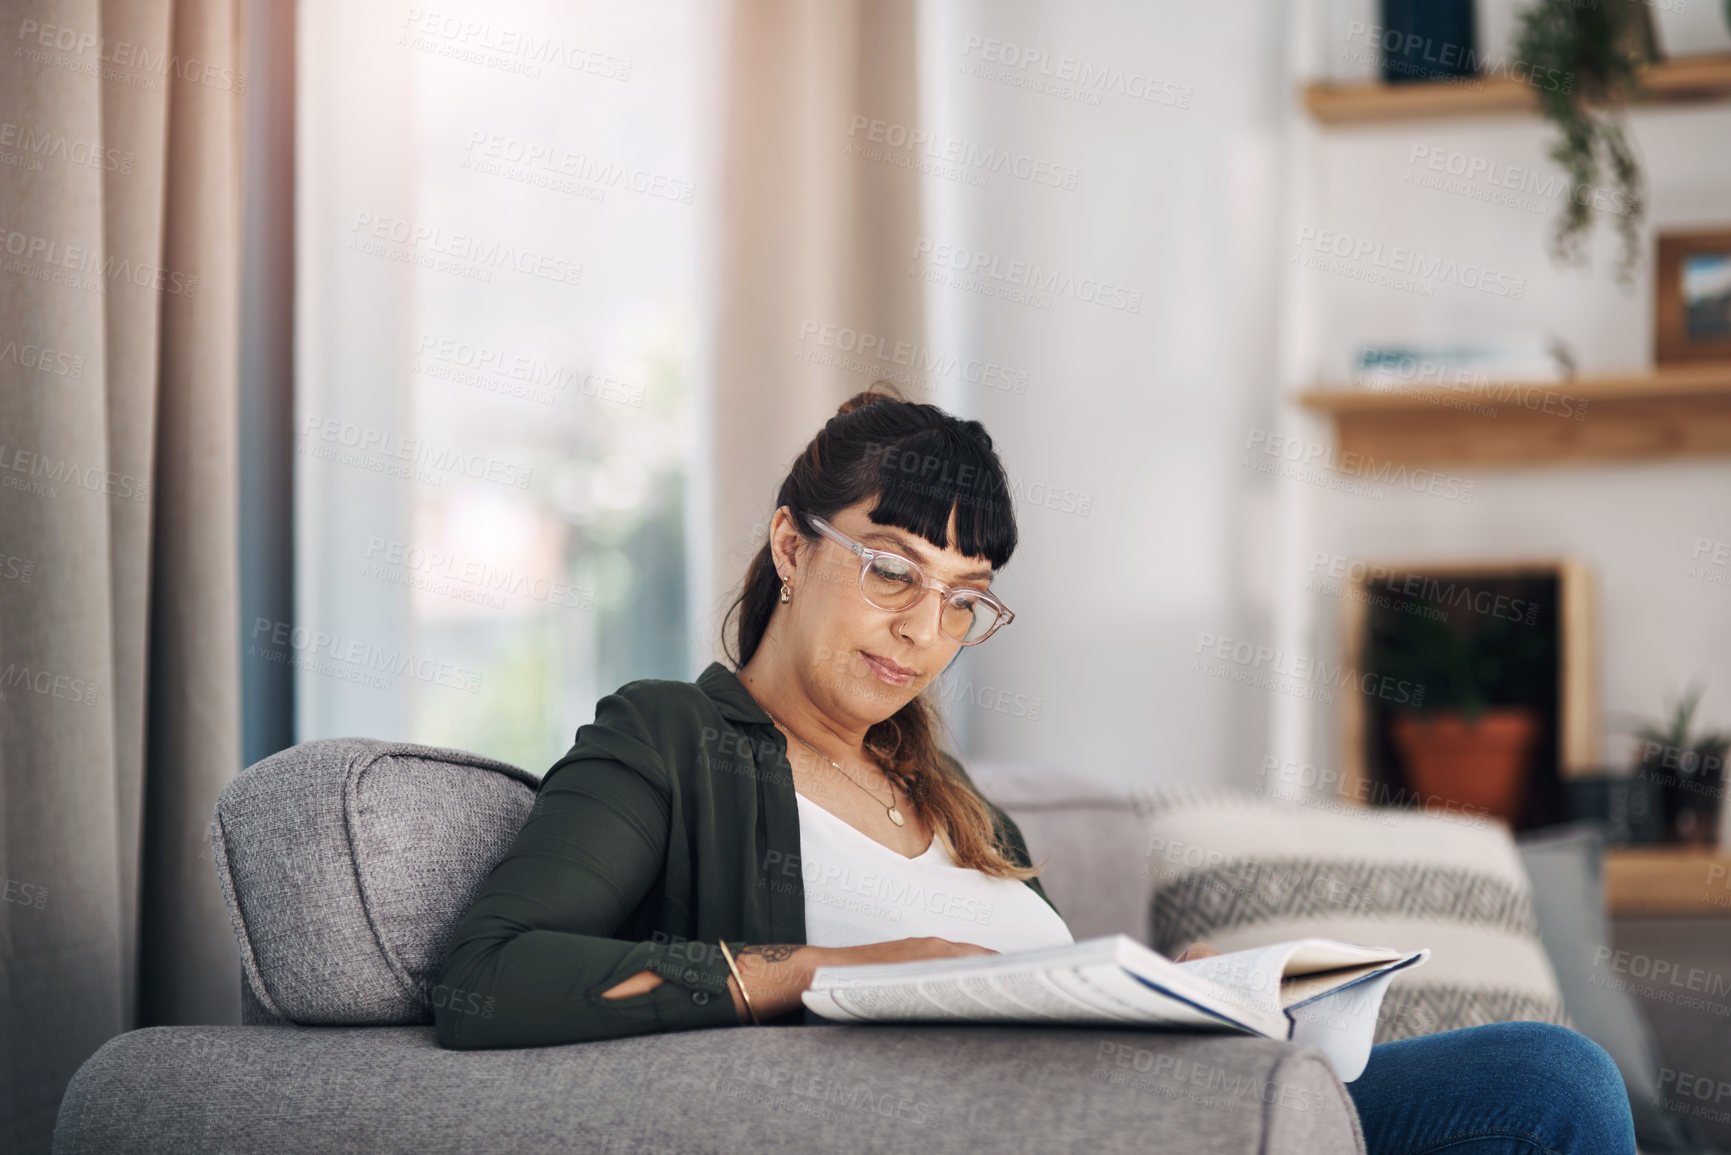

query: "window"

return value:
[295, 1, 707, 771]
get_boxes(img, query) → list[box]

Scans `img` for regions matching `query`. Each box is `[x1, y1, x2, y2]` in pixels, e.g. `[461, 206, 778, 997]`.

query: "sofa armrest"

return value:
[56, 1024, 1364, 1154]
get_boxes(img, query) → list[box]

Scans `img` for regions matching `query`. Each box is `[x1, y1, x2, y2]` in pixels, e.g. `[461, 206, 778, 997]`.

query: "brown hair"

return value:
[722, 382, 1039, 881]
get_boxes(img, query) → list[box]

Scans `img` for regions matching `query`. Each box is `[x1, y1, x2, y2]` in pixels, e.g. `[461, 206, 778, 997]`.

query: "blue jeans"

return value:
[1346, 1021, 1636, 1155]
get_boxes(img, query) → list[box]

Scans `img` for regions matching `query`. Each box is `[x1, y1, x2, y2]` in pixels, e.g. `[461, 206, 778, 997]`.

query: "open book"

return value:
[800, 934, 1431, 1082]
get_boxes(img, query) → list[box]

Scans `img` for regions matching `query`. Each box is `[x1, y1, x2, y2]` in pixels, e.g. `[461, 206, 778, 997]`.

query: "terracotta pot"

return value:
[1389, 709, 1538, 825]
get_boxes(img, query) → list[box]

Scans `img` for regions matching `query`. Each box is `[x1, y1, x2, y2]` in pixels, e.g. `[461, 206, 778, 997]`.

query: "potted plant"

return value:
[1512, 0, 1654, 287]
[1370, 597, 1554, 824]
[1630, 685, 1730, 844]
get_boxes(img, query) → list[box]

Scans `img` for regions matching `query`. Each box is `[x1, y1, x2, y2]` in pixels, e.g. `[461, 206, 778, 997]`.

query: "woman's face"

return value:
[770, 496, 995, 730]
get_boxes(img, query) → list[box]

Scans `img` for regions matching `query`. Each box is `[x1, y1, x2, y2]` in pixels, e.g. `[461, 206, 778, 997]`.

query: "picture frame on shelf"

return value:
[1647, 3, 1731, 59]
[1656, 229, 1731, 365]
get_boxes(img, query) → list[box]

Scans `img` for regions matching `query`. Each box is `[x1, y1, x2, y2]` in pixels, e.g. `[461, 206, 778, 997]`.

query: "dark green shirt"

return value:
[435, 661, 1060, 1049]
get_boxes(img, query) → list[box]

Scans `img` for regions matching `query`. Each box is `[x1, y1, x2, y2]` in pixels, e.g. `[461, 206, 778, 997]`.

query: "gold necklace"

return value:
[761, 707, 906, 827]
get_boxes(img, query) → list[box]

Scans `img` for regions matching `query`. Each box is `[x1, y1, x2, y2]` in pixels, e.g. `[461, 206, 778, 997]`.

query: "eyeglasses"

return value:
[803, 513, 1014, 645]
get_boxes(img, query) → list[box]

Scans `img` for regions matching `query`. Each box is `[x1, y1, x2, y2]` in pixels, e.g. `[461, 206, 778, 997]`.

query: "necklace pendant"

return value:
[888, 806, 905, 826]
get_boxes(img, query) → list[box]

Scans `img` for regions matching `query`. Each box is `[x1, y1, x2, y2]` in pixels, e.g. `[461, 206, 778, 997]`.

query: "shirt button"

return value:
[692, 991, 711, 1006]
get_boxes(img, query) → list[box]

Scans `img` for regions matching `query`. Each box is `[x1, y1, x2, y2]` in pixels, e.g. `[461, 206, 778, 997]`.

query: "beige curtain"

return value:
[0, 0, 246, 1148]
[703, 0, 927, 644]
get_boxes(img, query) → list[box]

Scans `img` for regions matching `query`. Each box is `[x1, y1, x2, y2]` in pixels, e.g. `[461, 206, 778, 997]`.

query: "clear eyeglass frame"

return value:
[802, 512, 1015, 646]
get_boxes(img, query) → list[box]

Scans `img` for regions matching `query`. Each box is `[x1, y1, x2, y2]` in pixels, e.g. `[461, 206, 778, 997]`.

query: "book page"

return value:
[1277, 939, 1407, 975]
[807, 933, 1128, 986]
[810, 973, 1063, 1021]
[1278, 962, 1391, 1009]
[1047, 965, 1251, 1029]
[1285, 954, 1428, 1082]
[1171, 942, 1302, 1022]
[800, 934, 1422, 1043]
[808, 960, 1242, 1027]
[803, 939, 1271, 1029]
[1172, 939, 1414, 1013]
[806, 980, 963, 1021]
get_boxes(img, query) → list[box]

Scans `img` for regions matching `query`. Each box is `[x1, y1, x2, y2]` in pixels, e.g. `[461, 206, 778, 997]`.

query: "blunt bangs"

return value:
[863, 426, 1017, 571]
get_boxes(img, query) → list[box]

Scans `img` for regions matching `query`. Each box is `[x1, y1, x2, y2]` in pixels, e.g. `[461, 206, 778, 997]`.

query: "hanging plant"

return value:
[1513, 0, 1651, 288]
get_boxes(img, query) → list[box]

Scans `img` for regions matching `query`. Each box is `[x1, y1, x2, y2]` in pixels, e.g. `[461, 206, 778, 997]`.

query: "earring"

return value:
[779, 580, 792, 605]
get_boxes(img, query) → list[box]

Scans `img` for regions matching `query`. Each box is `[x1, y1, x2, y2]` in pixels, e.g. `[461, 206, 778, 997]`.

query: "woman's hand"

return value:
[821, 936, 1000, 967]
[1174, 941, 1220, 962]
[720, 936, 998, 1024]
[603, 936, 1000, 1025]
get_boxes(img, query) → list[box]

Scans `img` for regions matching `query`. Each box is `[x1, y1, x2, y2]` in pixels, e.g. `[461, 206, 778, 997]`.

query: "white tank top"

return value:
[794, 791, 1075, 953]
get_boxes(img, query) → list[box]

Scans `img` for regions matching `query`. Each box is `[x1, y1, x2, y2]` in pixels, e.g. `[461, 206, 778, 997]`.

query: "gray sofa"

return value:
[52, 739, 1368, 1154]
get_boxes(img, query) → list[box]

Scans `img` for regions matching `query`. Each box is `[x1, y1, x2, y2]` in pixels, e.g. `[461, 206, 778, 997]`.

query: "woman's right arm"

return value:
[433, 733, 749, 1048]
[603, 937, 1002, 1023]
[434, 692, 997, 1048]
[435, 739, 998, 1047]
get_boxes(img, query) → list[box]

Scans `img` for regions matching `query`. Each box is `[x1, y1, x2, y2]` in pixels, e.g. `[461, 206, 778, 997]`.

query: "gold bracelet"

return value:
[717, 939, 760, 1025]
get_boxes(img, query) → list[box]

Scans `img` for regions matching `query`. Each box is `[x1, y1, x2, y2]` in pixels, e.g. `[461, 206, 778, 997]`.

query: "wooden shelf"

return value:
[1296, 363, 1731, 468]
[1606, 847, 1731, 916]
[1305, 53, 1731, 124]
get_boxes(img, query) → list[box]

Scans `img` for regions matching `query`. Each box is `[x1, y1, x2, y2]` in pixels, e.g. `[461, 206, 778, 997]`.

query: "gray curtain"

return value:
[0, 0, 247, 1148]
[702, 0, 928, 646]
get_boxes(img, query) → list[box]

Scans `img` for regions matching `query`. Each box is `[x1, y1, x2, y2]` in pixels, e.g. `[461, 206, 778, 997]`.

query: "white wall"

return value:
[1279, 14, 1731, 814]
[915, 0, 1293, 788]
[920, 0, 1731, 810]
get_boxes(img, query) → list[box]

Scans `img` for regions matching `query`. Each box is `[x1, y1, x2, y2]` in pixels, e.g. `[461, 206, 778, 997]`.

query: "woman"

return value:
[435, 385, 1635, 1154]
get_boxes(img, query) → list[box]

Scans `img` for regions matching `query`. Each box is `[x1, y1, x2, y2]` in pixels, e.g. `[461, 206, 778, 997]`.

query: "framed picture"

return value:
[1656, 229, 1731, 365]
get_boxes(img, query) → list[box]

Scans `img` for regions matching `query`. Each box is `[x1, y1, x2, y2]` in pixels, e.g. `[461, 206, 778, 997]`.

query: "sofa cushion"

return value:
[54, 1024, 1366, 1155]
[208, 739, 537, 1025]
[1135, 788, 1570, 1046]
[968, 762, 1153, 945]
